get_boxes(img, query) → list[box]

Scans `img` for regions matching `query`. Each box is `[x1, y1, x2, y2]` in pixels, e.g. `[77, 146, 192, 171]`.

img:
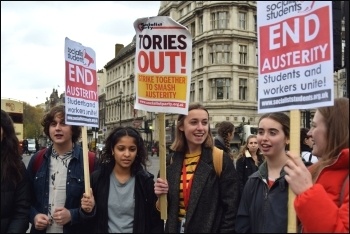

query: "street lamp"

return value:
[119, 91, 123, 126]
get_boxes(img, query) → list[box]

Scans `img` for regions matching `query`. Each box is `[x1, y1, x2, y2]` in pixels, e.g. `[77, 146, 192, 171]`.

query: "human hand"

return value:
[34, 213, 50, 230]
[81, 188, 95, 213]
[154, 178, 169, 198]
[52, 207, 71, 226]
[284, 151, 313, 195]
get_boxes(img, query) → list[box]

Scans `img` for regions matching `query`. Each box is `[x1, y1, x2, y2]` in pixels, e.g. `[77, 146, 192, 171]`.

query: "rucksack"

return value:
[168, 146, 223, 177]
[212, 146, 223, 177]
[32, 148, 96, 174]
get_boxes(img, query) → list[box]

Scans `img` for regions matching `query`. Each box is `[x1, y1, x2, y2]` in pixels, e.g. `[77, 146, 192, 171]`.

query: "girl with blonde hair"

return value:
[236, 134, 264, 195]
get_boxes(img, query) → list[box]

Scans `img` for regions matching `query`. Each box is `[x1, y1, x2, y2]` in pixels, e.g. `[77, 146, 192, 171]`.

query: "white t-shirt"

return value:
[301, 151, 318, 164]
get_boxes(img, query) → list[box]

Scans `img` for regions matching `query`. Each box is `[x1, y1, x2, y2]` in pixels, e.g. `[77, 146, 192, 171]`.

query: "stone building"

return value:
[101, 1, 347, 143]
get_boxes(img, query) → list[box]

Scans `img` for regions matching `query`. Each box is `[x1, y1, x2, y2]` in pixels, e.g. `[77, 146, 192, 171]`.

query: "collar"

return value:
[245, 150, 252, 158]
[255, 160, 287, 180]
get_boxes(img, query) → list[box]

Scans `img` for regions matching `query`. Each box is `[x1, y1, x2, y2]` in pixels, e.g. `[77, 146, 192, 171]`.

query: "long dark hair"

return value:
[217, 121, 235, 153]
[99, 126, 149, 176]
[1, 109, 23, 184]
[300, 127, 312, 153]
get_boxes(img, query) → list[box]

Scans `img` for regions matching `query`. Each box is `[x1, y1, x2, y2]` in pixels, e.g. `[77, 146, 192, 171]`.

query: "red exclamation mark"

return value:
[181, 52, 186, 74]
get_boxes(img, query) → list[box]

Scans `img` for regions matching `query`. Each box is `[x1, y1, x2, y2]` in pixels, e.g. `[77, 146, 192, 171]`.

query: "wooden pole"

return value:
[157, 113, 167, 220]
[287, 110, 300, 233]
[82, 126, 91, 195]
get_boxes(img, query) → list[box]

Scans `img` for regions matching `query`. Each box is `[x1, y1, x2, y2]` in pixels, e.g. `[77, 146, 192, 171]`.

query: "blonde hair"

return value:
[237, 134, 262, 159]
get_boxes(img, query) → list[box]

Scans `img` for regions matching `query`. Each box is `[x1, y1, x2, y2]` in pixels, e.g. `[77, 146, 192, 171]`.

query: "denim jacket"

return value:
[27, 144, 88, 233]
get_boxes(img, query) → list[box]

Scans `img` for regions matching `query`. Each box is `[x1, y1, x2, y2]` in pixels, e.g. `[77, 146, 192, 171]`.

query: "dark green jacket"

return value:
[236, 161, 288, 233]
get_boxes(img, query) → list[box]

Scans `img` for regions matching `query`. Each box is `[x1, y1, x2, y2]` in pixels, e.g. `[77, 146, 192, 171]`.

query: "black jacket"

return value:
[235, 161, 288, 233]
[1, 161, 31, 233]
[236, 151, 264, 195]
[81, 168, 164, 233]
[165, 147, 239, 233]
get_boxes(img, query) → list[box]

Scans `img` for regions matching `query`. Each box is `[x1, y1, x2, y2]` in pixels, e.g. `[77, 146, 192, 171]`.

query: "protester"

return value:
[27, 105, 97, 233]
[214, 121, 235, 158]
[235, 134, 264, 195]
[22, 138, 29, 155]
[80, 126, 164, 233]
[300, 127, 318, 166]
[35, 138, 40, 153]
[236, 112, 290, 233]
[1, 109, 31, 233]
[285, 97, 349, 232]
[154, 103, 239, 232]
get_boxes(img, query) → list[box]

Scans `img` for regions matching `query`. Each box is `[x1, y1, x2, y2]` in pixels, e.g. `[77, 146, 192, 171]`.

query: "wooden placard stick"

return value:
[82, 126, 91, 196]
[158, 113, 167, 220]
[287, 110, 300, 233]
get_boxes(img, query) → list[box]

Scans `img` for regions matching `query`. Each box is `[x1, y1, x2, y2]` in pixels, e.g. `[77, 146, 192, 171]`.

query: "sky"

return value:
[1, 1, 161, 106]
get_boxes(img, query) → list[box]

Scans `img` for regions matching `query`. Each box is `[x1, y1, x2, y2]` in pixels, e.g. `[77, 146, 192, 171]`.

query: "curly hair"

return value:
[217, 121, 235, 152]
[41, 105, 81, 143]
[99, 126, 149, 176]
[1, 109, 23, 184]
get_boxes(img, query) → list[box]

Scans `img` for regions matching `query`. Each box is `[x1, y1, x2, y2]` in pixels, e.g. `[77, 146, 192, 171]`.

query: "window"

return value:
[180, 9, 184, 17]
[190, 22, 196, 37]
[190, 83, 195, 102]
[199, 48, 203, 67]
[211, 78, 231, 100]
[254, 15, 257, 32]
[209, 44, 231, 64]
[192, 51, 195, 70]
[209, 45, 216, 64]
[239, 78, 247, 100]
[255, 43, 258, 66]
[256, 79, 258, 101]
[239, 12, 247, 30]
[198, 15, 203, 33]
[199, 80, 203, 102]
[187, 3, 191, 12]
[239, 45, 247, 65]
[211, 11, 228, 29]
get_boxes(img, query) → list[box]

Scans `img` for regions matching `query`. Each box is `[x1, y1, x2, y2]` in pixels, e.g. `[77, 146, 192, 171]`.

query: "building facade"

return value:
[101, 1, 347, 143]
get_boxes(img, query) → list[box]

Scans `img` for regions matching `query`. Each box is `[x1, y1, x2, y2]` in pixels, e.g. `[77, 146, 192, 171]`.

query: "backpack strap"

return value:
[212, 146, 223, 177]
[308, 153, 313, 163]
[33, 148, 47, 173]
